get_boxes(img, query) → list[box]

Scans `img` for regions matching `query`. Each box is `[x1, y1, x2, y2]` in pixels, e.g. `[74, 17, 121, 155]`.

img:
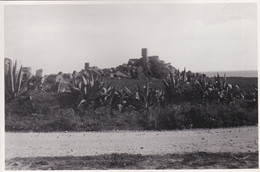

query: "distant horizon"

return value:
[198, 70, 258, 78]
[196, 69, 257, 73]
[6, 55, 257, 77]
[4, 56, 258, 77]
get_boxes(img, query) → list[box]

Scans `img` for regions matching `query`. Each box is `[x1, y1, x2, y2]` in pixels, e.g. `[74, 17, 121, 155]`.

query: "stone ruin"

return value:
[104, 48, 177, 79]
[4, 58, 12, 75]
[5, 48, 178, 92]
[22, 67, 32, 76]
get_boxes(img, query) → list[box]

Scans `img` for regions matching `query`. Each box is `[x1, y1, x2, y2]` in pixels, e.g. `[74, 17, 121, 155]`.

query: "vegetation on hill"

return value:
[4, 56, 258, 132]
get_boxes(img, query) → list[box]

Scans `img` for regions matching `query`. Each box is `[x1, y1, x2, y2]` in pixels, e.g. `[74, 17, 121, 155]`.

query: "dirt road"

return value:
[5, 126, 258, 159]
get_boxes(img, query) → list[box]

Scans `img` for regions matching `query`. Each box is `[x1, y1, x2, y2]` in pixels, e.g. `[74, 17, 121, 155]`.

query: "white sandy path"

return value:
[5, 126, 258, 159]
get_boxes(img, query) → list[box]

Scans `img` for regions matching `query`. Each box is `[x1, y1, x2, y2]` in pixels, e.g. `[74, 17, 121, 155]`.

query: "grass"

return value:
[5, 152, 258, 170]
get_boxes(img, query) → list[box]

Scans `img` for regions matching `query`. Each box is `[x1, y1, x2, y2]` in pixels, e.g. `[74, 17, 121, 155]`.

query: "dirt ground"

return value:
[6, 126, 258, 160]
[5, 152, 258, 170]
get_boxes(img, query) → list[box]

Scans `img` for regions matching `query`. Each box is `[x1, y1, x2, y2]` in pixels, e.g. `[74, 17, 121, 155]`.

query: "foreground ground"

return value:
[5, 126, 258, 169]
[6, 152, 258, 170]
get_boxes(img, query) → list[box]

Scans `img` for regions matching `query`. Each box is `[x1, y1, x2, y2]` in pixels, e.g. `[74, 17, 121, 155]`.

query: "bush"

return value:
[54, 108, 81, 131]
[5, 101, 258, 132]
[184, 103, 258, 129]
[5, 81, 258, 132]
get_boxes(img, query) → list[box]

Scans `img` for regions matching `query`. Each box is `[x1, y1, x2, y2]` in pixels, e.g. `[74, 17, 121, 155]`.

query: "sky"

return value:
[4, 3, 257, 75]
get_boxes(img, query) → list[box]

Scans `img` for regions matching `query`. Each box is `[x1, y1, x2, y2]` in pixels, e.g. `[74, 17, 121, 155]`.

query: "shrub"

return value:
[156, 105, 186, 129]
[54, 108, 81, 131]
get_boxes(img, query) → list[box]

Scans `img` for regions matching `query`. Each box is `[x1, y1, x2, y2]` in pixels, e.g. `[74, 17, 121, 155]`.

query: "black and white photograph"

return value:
[2, 0, 259, 170]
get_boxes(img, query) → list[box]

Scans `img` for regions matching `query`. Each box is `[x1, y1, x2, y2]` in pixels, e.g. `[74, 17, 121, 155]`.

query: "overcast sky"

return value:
[4, 3, 257, 75]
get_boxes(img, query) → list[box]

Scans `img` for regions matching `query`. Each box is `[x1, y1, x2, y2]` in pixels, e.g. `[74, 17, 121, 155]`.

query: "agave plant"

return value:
[104, 86, 138, 112]
[195, 73, 244, 104]
[100, 85, 118, 108]
[193, 74, 211, 102]
[209, 74, 232, 103]
[183, 67, 187, 82]
[5, 59, 31, 101]
[60, 71, 105, 109]
[162, 70, 187, 104]
[137, 82, 150, 109]
[135, 82, 162, 109]
[112, 89, 129, 112]
[243, 85, 258, 102]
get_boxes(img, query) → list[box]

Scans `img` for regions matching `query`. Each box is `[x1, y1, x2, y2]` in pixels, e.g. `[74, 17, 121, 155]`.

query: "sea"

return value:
[198, 70, 258, 78]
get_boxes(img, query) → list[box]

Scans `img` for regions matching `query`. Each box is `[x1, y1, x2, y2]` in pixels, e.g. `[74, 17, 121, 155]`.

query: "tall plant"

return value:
[5, 59, 31, 101]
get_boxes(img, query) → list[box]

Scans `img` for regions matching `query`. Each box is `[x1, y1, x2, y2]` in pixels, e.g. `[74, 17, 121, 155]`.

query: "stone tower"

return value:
[142, 48, 149, 66]
[142, 48, 148, 58]
[141, 48, 151, 74]
[85, 63, 90, 70]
